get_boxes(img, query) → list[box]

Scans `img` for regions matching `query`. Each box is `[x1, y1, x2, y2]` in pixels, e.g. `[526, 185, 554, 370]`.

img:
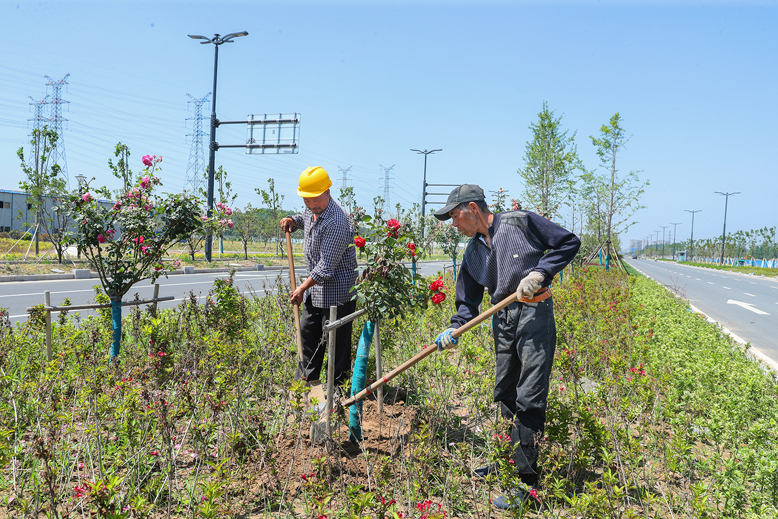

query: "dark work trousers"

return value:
[296, 297, 357, 386]
[492, 297, 556, 487]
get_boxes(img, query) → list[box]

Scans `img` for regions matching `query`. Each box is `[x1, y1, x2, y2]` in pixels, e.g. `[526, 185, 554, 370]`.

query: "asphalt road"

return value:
[625, 258, 778, 366]
[0, 260, 452, 325]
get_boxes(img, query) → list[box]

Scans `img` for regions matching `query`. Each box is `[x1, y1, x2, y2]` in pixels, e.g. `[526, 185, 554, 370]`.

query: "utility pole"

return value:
[685, 209, 702, 260]
[188, 31, 249, 262]
[410, 148, 441, 239]
[659, 226, 669, 259]
[670, 222, 681, 259]
[654, 231, 660, 256]
[715, 192, 740, 264]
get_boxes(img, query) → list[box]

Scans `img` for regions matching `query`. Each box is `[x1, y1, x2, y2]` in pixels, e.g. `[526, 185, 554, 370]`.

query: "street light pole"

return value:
[685, 209, 701, 260]
[410, 148, 441, 239]
[670, 222, 681, 259]
[189, 31, 248, 262]
[715, 191, 740, 265]
[659, 226, 669, 259]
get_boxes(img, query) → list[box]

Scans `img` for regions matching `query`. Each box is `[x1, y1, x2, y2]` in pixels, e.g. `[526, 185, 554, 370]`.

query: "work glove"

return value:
[516, 271, 545, 301]
[435, 329, 458, 351]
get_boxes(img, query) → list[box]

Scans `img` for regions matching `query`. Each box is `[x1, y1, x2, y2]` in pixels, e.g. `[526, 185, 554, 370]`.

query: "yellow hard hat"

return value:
[297, 166, 332, 197]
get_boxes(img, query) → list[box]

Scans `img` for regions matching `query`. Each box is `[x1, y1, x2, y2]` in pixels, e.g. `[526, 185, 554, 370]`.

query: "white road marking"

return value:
[696, 278, 701, 281]
[744, 293, 756, 297]
[723, 286, 731, 290]
[707, 282, 714, 285]
[0, 288, 98, 299]
[727, 300, 770, 315]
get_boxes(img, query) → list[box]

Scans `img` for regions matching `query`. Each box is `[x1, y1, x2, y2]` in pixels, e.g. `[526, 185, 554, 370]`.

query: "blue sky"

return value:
[1, 0, 776, 249]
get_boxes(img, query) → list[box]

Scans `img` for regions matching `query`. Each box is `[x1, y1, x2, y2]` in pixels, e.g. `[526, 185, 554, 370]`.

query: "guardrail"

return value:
[27, 284, 173, 361]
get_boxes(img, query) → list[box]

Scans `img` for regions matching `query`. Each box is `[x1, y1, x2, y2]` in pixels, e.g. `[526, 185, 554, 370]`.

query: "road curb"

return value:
[630, 261, 778, 375]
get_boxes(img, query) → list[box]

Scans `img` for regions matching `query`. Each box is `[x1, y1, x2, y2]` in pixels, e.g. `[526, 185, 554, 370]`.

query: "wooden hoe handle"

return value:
[286, 231, 304, 364]
[341, 292, 519, 408]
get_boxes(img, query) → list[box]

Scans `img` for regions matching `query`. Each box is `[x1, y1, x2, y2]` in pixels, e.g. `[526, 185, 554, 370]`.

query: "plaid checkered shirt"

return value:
[291, 199, 357, 308]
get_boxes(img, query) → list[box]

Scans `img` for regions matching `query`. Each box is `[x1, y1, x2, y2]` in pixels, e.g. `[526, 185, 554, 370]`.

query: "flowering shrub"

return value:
[71, 155, 232, 358]
[352, 214, 430, 321]
[429, 277, 446, 305]
[72, 156, 229, 299]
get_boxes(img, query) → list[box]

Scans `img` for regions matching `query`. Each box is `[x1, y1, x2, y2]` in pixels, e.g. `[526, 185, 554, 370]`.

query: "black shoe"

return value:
[473, 464, 498, 478]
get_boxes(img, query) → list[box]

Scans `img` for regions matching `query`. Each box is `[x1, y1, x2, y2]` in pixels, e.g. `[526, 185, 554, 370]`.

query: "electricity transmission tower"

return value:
[185, 93, 211, 193]
[44, 74, 70, 183]
[379, 164, 395, 207]
[337, 166, 352, 190]
[27, 95, 49, 166]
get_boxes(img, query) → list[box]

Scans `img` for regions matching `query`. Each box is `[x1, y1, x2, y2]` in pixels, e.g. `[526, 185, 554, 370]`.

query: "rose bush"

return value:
[352, 214, 430, 321]
[72, 154, 232, 358]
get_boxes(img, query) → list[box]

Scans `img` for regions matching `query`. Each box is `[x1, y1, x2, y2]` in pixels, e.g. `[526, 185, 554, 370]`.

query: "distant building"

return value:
[629, 239, 643, 252]
[0, 188, 112, 234]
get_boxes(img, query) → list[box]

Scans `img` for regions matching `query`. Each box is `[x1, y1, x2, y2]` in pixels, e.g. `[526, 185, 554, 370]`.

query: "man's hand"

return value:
[434, 329, 458, 351]
[516, 271, 545, 301]
[280, 217, 296, 233]
[290, 285, 306, 305]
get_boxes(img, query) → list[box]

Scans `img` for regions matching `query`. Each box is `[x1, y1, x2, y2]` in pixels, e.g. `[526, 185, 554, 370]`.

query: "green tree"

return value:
[255, 178, 285, 256]
[589, 113, 648, 262]
[107, 142, 132, 193]
[518, 102, 583, 219]
[17, 126, 73, 263]
[233, 203, 262, 260]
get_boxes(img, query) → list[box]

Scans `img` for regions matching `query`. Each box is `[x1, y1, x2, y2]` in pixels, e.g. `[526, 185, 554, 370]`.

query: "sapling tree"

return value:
[17, 125, 73, 263]
[588, 113, 648, 263]
[72, 154, 232, 359]
[233, 203, 262, 260]
[256, 178, 284, 256]
[518, 102, 583, 219]
[107, 142, 132, 193]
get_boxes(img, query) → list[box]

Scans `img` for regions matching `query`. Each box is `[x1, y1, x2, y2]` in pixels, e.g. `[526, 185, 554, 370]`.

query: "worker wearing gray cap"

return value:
[433, 184, 580, 509]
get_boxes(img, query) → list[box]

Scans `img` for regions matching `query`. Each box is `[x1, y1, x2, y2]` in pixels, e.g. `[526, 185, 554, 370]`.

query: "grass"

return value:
[1, 267, 777, 517]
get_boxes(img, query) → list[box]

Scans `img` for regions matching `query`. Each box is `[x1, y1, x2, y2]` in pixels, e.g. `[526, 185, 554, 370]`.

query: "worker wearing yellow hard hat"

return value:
[280, 167, 357, 388]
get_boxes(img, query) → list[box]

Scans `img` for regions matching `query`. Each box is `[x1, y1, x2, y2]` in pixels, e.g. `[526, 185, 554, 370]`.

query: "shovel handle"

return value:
[341, 291, 519, 408]
[286, 231, 304, 363]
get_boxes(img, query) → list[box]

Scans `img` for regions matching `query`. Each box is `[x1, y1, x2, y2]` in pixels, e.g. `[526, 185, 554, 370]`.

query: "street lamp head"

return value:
[188, 34, 211, 41]
[224, 31, 249, 40]
[74, 174, 86, 186]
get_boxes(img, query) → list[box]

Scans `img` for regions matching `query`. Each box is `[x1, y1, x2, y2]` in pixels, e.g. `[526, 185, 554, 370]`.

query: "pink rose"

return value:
[224, 207, 232, 216]
[227, 219, 234, 229]
[142, 155, 153, 167]
[97, 234, 106, 244]
[81, 192, 92, 203]
[134, 236, 144, 245]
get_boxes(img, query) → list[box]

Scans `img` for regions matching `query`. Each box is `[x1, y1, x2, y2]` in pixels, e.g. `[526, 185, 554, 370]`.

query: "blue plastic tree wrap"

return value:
[349, 321, 375, 442]
[110, 297, 122, 360]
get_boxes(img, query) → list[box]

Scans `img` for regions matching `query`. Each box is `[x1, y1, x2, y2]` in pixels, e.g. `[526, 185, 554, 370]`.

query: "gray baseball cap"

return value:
[433, 184, 486, 221]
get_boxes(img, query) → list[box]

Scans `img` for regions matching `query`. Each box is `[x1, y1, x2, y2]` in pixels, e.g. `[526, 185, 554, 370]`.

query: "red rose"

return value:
[386, 218, 401, 231]
[431, 292, 446, 305]
[429, 277, 444, 292]
[407, 243, 416, 256]
[354, 236, 366, 248]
